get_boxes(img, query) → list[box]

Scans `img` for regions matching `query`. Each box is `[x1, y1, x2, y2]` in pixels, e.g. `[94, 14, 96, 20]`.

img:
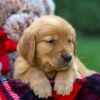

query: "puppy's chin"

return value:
[54, 62, 73, 71]
[42, 61, 73, 73]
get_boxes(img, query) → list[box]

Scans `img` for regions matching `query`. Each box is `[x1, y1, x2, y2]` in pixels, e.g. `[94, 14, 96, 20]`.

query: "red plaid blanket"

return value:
[0, 74, 100, 100]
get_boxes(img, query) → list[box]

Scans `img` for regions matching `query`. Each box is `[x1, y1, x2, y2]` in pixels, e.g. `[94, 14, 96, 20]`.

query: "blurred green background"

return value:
[54, 0, 100, 72]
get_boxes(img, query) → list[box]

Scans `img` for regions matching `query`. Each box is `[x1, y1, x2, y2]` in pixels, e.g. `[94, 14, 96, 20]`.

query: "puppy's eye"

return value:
[68, 39, 72, 44]
[46, 39, 55, 44]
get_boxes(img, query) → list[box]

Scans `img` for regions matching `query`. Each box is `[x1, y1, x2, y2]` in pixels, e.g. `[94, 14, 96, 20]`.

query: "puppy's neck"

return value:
[46, 71, 57, 79]
[35, 63, 57, 79]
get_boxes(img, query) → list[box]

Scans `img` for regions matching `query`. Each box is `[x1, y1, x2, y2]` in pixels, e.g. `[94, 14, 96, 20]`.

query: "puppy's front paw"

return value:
[31, 80, 52, 98]
[54, 78, 74, 96]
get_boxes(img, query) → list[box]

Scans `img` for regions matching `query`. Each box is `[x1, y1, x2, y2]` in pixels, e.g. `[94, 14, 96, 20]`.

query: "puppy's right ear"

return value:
[17, 30, 35, 64]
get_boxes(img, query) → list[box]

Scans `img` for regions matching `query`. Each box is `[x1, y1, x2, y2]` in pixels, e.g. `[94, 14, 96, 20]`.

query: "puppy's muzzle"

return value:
[62, 53, 72, 63]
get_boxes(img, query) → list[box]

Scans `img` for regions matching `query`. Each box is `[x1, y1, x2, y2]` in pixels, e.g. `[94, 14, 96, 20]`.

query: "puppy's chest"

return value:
[46, 72, 57, 79]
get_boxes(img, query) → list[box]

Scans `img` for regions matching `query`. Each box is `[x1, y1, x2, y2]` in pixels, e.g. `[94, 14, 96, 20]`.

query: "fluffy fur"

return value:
[0, 0, 55, 41]
[14, 16, 95, 98]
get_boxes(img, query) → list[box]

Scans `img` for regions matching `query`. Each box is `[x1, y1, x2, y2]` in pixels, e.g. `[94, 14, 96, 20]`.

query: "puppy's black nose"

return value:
[62, 54, 72, 63]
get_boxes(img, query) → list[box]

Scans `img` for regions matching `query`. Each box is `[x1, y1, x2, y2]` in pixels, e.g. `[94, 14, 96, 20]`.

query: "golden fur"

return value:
[14, 15, 95, 98]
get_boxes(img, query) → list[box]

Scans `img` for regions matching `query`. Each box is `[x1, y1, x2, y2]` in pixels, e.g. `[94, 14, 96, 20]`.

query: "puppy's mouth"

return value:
[59, 63, 69, 68]
[52, 62, 73, 71]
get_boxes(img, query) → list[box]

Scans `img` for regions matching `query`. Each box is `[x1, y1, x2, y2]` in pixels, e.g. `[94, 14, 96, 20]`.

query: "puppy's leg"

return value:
[14, 57, 52, 98]
[54, 67, 79, 96]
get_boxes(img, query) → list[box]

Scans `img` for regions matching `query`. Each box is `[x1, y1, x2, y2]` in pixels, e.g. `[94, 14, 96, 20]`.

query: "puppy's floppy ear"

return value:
[17, 30, 35, 64]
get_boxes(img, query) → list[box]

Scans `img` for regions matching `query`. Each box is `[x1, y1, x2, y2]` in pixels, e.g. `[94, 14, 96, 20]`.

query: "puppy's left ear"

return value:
[17, 29, 36, 64]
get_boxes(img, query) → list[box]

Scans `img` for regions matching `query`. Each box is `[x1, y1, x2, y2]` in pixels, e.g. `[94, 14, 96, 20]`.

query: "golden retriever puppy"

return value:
[14, 15, 95, 98]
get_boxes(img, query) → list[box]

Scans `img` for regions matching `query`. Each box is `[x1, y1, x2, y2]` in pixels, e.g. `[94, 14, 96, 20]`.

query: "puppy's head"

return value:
[17, 16, 76, 72]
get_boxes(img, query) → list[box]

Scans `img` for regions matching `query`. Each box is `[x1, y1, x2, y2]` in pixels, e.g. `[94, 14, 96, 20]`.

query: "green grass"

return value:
[76, 35, 100, 72]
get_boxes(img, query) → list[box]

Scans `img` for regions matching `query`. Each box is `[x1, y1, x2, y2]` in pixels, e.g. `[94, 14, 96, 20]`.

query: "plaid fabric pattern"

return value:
[0, 74, 100, 100]
[0, 76, 38, 100]
[75, 74, 100, 100]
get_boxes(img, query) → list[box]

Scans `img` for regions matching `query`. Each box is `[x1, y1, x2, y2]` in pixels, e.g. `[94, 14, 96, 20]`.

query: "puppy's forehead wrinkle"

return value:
[42, 35, 58, 41]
